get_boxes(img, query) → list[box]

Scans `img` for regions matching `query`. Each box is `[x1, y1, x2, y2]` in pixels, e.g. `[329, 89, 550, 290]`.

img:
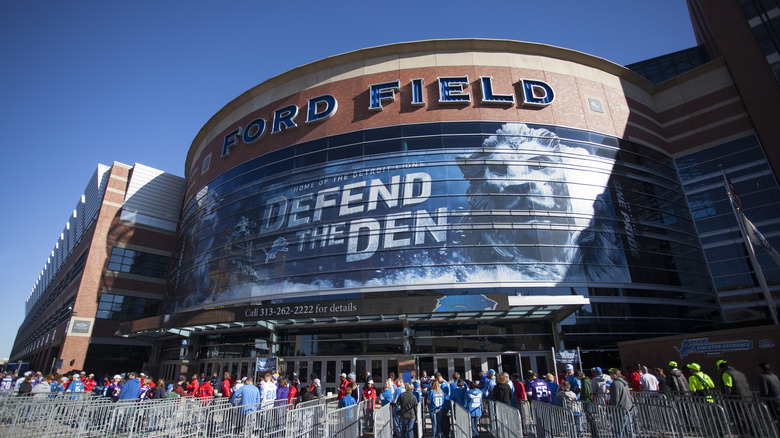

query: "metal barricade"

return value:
[294, 394, 337, 410]
[665, 396, 734, 438]
[451, 401, 472, 438]
[494, 400, 523, 438]
[630, 391, 667, 403]
[581, 401, 635, 438]
[632, 400, 685, 438]
[483, 398, 498, 437]
[532, 400, 579, 438]
[707, 394, 779, 438]
[286, 399, 329, 438]
[325, 400, 364, 438]
[374, 403, 392, 438]
[238, 401, 292, 438]
[517, 399, 535, 438]
[202, 399, 263, 438]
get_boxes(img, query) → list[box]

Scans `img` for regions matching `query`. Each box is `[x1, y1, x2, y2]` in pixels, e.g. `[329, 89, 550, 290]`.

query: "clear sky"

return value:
[0, 0, 696, 360]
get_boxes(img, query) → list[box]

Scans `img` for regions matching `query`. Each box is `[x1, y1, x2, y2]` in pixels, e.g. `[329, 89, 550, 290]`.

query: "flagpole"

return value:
[721, 167, 780, 325]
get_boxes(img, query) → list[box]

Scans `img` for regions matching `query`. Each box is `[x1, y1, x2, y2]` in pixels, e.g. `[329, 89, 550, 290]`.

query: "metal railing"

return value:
[6, 385, 779, 438]
[451, 401, 472, 438]
[374, 403, 392, 438]
[581, 402, 635, 438]
[325, 400, 365, 438]
[532, 399, 579, 438]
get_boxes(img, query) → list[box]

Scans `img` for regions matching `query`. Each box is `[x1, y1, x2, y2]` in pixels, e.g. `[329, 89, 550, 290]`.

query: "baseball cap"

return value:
[348, 373, 356, 380]
[167, 384, 174, 391]
[72, 374, 80, 379]
[716, 360, 728, 368]
[668, 361, 678, 367]
[367, 380, 374, 385]
[594, 367, 602, 373]
[488, 369, 495, 374]
[340, 373, 347, 378]
[61, 377, 68, 382]
[565, 364, 574, 370]
[413, 381, 420, 388]
[113, 375, 122, 380]
[687, 363, 701, 371]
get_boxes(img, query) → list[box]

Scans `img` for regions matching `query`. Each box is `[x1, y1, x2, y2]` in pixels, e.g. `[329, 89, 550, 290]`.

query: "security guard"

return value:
[716, 360, 751, 396]
[686, 363, 715, 400]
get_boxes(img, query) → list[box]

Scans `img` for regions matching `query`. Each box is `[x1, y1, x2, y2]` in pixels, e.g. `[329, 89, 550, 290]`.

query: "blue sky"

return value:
[0, 0, 696, 360]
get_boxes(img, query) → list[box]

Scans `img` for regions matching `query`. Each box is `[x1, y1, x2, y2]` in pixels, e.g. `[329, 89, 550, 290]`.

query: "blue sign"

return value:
[256, 357, 277, 372]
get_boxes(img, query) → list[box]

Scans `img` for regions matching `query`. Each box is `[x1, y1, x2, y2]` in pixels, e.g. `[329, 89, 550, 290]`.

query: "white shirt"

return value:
[640, 373, 659, 392]
[260, 381, 277, 408]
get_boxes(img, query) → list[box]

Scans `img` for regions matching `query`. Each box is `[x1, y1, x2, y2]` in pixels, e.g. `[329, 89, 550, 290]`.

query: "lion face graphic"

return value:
[457, 123, 628, 281]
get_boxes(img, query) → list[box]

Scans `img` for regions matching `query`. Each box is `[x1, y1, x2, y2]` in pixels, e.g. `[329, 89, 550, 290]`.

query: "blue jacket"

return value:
[118, 378, 141, 400]
[380, 388, 394, 406]
[231, 384, 260, 413]
[451, 383, 467, 408]
[441, 382, 452, 410]
[339, 394, 357, 408]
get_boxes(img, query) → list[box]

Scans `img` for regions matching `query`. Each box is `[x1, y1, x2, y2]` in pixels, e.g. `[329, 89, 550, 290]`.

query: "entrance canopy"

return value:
[119, 294, 589, 338]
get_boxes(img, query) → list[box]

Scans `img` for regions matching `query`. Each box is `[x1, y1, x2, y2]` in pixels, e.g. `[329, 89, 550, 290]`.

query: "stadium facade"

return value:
[10, 0, 780, 390]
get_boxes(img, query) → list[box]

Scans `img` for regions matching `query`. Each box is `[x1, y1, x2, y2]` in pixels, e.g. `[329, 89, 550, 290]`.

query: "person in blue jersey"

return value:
[65, 374, 85, 393]
[435, 372, 451, 437]
[450, 376, 467, 408]
[412, 380, 423, 403]
[380, 379, 395, 406]
[392, 378, 407, 438]
[467, 381, 483, 438]
[54, 376, 67, 394]
[545, 373, 560, 404]
[428, 380, 445, 438]
[484, 369, 497, 399]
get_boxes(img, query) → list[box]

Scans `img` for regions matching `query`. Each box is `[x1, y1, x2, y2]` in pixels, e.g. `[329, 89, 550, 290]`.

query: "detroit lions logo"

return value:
[263, 237, 289, 263]
[434, 295, 498, 312]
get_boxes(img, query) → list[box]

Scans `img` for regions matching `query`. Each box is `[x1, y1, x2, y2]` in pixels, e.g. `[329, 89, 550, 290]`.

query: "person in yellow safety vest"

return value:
[686, 363, 715, 402]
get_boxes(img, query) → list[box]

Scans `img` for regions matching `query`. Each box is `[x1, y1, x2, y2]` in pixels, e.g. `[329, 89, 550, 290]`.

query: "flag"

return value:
[725, 174, 743, 209]
[742, 214, 780, 268]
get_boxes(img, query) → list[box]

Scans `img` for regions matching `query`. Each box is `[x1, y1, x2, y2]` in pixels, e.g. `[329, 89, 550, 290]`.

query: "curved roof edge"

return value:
[185, 38, 653, 176]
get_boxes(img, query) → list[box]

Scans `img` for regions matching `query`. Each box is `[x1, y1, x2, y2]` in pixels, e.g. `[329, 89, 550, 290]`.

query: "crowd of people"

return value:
[2, 358, 778, 438]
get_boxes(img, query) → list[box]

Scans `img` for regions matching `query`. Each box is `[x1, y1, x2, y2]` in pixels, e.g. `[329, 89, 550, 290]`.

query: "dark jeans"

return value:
[399, 416, 415, 438]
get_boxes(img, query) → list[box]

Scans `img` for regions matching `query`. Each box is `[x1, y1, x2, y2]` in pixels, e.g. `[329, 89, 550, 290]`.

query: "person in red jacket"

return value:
[186, 374, 200, 396]
[363, 380, 377, 429]
[337, 373, 348, 401]
[625, 365, 642, 392]
[197, 379, 214, 405]
[511, 373, 527, 401]
[288, 378, 299, 405]
[83, 373, 96, 392]
[221, 372, 232, 398]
